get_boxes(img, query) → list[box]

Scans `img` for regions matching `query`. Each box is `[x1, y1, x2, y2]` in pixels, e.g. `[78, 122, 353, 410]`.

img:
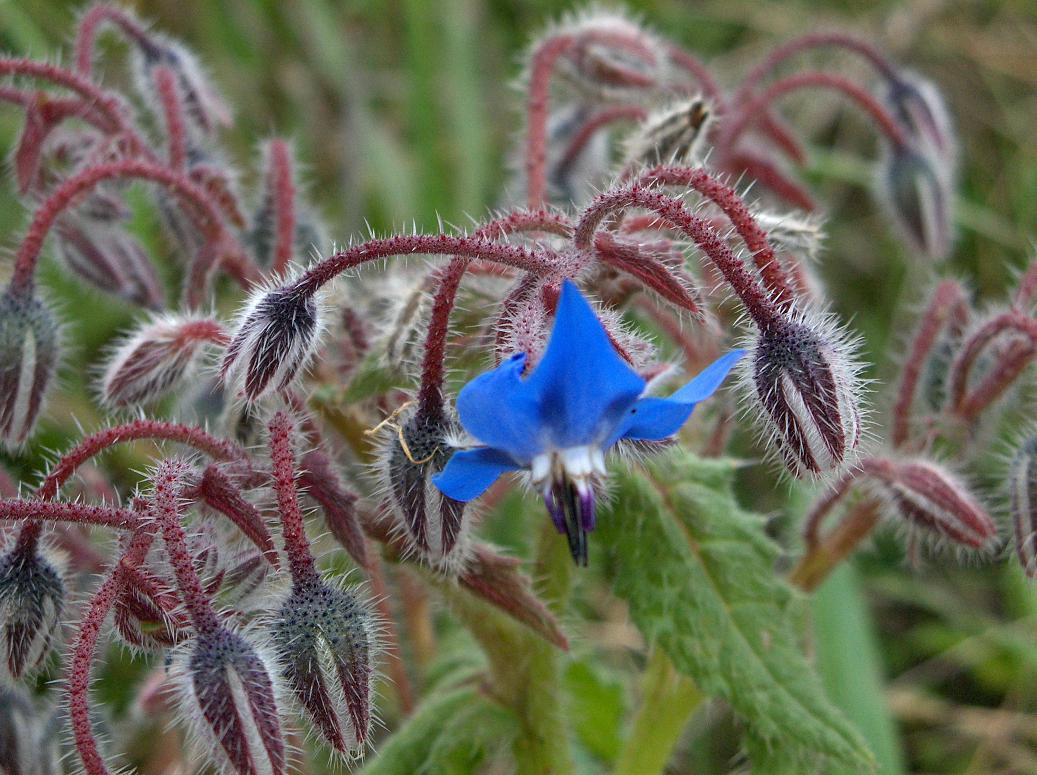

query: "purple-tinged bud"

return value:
[622, 98, 713, 169]
[748, 315, 863, 476]
[54, 218, 164, 309]
[0, 685, 60, 774]
[0, 290, 59, 448]
[272, 577, 374, 758]
[593, 232, 704, 319]
[172, 626, 286, 775]
[189, 464, 279, 568]
[377, 406, 472, 567]
[221, 551, 270, 603]
[101, 314, 225, 407]
[879, 460, 997, 550]
[1010, 435, 1037, 577]
[221, 283, 324, 403]
[133, 32, 231, 133]
[554, 11, 660, 94]
[885, 72, 956, 160]
[0, 540, 64, 680]
[299, 449, 368, 569]
[113, 567, 188, 651]
[877, 143, 953, 260]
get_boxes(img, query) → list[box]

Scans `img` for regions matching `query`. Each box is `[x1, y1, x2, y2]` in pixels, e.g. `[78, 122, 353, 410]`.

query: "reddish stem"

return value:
[947, 312, 1037, 415]
[74, 3, 152, 75]
[69, 525, 156, 775]
[152, 459, 221, 633]
[891, 280, 968, 449]
[268, 412, 318, 583]
[1014, 262, 1037, 310]
[268, 139, 298, 276]
[293, 234, 553, 297]
[557, 104, 647, 176]
[636, 165, 796, 306]
[722, 150, 817, 212]
[416, 211, 572, 421]
[8, 159, 255, 294]
[724, 71, 909, 151]
[667, 45, 724, 105]
[0, 498, 139, 529]
[736, 32, 899, 105]
[154, 66, 187, 170]
[574, 185, 783, 329]
[957, 338, 1037, 423]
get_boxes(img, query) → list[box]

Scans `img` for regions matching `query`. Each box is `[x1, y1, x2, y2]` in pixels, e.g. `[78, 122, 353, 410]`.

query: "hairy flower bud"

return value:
[133, 32, 231, 133]
[0, 290, 59, 448]
[554, 11, 660, 94]
[749, 315, 863, 476]
[101, 314, 224, 407]
[172, 626, 286, 775]
[0, 540, 64, 680]
[877, 143, 952, 260]
[623, 98, 712, 168]
[1010, 435, 1037, 577]
[272, 577, 374, 757]
[377, 407, 472, 566]
[299, 449, 368, 569]
[54, 219, 164, 309]
[113, 567, 188, 651]
[880, 460, 997, 550]
[0, 685, 60, 774]
[222, 283, 324, 402]
[885, 71, 955, 160]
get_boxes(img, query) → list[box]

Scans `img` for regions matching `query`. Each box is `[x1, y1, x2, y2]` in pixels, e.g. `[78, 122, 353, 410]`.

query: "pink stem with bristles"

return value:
[268, 411, 318, 583]
[268, 139, 297, 276]
[154, 66, 187, 170]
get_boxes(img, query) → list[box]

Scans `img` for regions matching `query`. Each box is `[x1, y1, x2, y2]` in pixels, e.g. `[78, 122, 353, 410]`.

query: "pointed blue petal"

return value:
[609, 350, 745, 444]
[525, 280, 645, 447]
[432, 447, 521, 502]
[456, 352, 545, 463]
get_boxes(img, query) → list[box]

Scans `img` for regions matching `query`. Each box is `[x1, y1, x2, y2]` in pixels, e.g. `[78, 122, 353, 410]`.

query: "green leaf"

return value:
[563, 660, 626, 763]
[359, 684, 516, 775]
[597, 452, 874, 772]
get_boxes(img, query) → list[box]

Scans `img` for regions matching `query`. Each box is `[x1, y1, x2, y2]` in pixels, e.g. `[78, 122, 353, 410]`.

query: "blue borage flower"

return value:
[433, 279, 744, 565]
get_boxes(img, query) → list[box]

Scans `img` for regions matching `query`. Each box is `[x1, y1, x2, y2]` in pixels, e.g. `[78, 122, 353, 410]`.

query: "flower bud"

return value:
[54, 219, 164, 309]
[272, 577, 374, 757]
[0, 290, 59, 448]
[749, 315, 863, 476]
[377, 407, 472, 566]
[172, 626, 286, 775]
[221, 551, 270, 603]
[113, 567, 188, 651]
[0, 685, 60, 774]
[1011, 435, 1037, 577]
[885, 71, 955, 160]
[877, 143, 952, 260]
[221, 283, 324, 402]
[880, 460, 997, 550]
[133, 32, 231, 133]
[101, 314, 224, 407]
[0, 539, 64, 680]
[623, 98, 712, 168]
[554, 11, 660, 94]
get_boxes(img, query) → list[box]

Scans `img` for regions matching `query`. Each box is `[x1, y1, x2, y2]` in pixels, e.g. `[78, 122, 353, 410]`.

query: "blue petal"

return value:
[525, 280, 645, 447]
[456, 352, 545, 463]
[432, 447, 522, 502]
[608, 350, 745, 444]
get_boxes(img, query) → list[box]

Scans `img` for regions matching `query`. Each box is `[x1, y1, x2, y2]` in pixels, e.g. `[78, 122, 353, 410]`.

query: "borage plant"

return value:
[0, 4, 1025, 775]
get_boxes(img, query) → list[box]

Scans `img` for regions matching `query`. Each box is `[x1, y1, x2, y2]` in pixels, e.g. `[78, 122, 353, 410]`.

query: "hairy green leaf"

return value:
[359, 685, 515, 775]
[598, 452, 874, 771]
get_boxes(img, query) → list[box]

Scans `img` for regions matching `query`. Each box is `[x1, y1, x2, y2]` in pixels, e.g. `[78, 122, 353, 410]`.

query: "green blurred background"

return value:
[4, 1, 1037, 773]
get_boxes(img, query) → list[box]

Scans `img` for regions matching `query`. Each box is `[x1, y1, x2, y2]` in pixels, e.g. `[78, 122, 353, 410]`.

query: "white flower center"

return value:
[530, 445, 607, 492]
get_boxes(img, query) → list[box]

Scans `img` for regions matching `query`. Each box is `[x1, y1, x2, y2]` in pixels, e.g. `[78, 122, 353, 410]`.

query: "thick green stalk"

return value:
[613, 648, 703, 775]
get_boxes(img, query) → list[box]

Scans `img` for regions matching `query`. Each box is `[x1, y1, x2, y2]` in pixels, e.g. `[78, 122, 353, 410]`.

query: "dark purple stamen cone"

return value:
[0, 539, 64, 680]
[545, 479, 595, 567]
[272, 577, 373, 757]
[178, 627, 286, 775]
[222, 284, 321, 402]
[0, 290, 59, 448]
[1010, 436, 1037, 576]
[751, 318, 861, 476]
[380, 408, 471, 565]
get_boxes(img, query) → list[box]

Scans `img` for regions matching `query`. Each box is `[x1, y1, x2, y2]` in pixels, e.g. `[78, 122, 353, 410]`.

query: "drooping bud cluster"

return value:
[0, 538, 65, 680]
[747, 314, 863, 476]
[0, 291, 59, 448]
[272, 576, 375, 758]
[221, 283, 324, 402]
